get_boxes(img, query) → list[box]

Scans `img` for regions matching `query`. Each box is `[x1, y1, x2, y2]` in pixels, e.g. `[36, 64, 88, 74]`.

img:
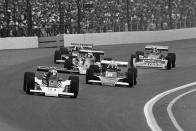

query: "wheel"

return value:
[166, 56, 172, 70]
[86, 68, 93, 84]
[25, 72, 35, 95]
[69, 76, 79, 98]
[64, 55, 73, 70]
[60, 47, 69, 54]
[130, 54, 136, 67]
[126, 67, 134, 87]
[54, 50, 61, 64]
[23, 72, 29, 92]
[86, 65, 100, 84]
[103, 58, 112, 61]
[168, 53, 176, 68]
[133, 67, 137, 85]
[135, 51, 144, 62]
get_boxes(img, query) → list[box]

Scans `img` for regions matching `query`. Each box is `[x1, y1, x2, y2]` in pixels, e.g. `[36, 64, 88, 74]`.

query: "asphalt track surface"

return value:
[0, 39, 196, 131]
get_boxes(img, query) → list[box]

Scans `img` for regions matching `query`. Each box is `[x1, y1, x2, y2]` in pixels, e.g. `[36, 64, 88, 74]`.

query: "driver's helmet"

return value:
[152, 48, 159, 54]
[87, 52, 93, 58]
[107, 63, 118, 71]
[48, 69, 58, 78]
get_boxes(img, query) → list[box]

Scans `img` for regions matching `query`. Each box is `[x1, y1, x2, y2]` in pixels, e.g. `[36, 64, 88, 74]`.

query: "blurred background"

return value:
[0, 0, 196, 37]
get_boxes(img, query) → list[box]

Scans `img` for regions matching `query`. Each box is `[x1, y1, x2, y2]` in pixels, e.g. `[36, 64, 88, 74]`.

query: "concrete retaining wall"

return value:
[64, 28, 196, 46]
[0, 37, 38, 50]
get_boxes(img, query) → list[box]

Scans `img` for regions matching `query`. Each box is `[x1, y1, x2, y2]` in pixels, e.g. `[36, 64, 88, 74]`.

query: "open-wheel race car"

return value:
[54, 43, 104, 64]
[86, 59, 137, 87]
[23, 66, 79, 98]
[130, 45, 176, 70]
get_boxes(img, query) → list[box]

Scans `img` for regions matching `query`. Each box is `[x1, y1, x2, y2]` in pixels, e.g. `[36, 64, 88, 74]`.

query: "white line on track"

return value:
[167, 88, 196, 131]
[144, 82, 196, 131]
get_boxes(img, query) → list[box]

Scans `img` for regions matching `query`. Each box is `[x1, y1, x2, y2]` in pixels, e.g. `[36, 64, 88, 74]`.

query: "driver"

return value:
[47, 69, 58, 79]
[107, 63, 118, 71]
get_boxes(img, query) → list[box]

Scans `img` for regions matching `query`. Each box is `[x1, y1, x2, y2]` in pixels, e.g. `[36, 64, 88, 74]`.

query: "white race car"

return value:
[130, 45, 176, 70]
[54, 43, 104, 64]
[23, 66, 79, 98]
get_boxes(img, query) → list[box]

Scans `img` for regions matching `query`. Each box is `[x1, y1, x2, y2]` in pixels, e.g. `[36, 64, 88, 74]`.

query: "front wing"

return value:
[30, 87, 74, 97]
[133, 58, 168, 69]
[88, 76, 128, 86]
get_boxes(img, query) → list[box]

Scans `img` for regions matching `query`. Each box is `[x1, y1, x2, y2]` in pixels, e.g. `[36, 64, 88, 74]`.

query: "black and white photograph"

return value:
[0, 0, 195, 131]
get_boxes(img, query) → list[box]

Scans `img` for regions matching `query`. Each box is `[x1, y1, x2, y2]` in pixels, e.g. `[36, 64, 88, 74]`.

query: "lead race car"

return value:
[130, 45, 176, 70]
[55, 43, 104, 74]
[23, 66, 79, 98]
[86, 59, 137, 87]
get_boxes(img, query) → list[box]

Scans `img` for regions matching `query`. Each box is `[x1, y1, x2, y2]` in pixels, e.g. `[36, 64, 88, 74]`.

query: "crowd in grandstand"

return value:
[0, 0, 196, 37]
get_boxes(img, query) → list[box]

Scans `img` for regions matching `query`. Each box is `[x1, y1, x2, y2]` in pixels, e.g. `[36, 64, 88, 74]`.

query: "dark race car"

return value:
[86, 59, 137, 87]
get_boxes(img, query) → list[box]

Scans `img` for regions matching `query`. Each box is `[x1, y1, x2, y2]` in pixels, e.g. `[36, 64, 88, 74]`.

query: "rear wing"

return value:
[101, 60, 128, 67]
[70, 43, 93, 49]
[37, 66, 68, 73]
[145, 45, 169, 51]
[79, 49, 104, 55]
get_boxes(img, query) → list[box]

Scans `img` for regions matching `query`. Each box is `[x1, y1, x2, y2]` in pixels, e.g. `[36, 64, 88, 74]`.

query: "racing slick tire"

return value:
[54, 50, 61, 64]
[126, 67, 134, 87]
[86, 65, 100, 84]
[69, 76, 79, 98]
[60, 47, 69, 54]
[133, 67, 137, 85]
[25, 72, 35, 95]
[168, 53, 176, 68]
[130, 54, 136, 67]
[64, 55, 73, 70]
[166, 56, 172, 70]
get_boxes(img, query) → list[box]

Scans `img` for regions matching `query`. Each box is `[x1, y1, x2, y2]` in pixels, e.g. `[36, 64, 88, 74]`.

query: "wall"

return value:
[64, 28, 196, 46]
[0, 37, 38, 50]
[38, 35, 64, 48]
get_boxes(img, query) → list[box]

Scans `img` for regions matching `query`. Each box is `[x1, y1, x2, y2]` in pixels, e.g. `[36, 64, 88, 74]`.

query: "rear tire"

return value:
[86, 65, 100, 84]
[133, 67, 137, 85]
[127, 67, 134, 87]
[130, 54, 136, 67]
[54, 50, 61, 64]
[25, 72, 35, 95]
[69, 76, 79, 98]
[166, 56, 172, 70]
[60, 47, 69, 54]
[168, 53, 176, 68]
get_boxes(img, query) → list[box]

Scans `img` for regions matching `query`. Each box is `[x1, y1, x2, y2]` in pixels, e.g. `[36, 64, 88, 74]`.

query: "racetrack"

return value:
[1, 39, 196, 131]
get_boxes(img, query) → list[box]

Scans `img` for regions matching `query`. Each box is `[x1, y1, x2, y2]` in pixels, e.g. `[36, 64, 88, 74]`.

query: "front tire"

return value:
[54, 50, 61, 64]
[25, 72, 35, 95]
[168, 53, 176, 68]
[166, 56, 172, 70]
[69, 76, 79, 98]
[127, 67, 134, 87]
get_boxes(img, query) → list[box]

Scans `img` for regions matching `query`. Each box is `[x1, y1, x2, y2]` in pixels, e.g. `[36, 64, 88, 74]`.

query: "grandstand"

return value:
[0, 0, 196, 37]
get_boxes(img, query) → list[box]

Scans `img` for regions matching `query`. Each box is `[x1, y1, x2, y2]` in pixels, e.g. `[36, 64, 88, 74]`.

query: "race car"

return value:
[86, 59, 137, 87]
[54, 43, 104, 64]
[23, 66, 79, 98]
[130, 45, 176, 70]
